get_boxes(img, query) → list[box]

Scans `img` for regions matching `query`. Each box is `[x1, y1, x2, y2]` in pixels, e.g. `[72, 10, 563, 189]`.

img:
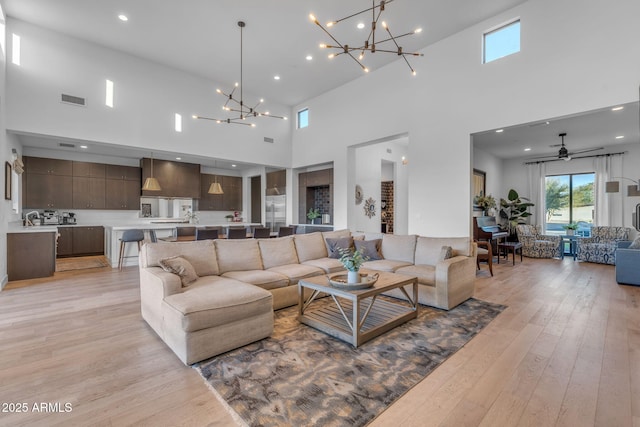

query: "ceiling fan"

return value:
[531, 132, 603, 161]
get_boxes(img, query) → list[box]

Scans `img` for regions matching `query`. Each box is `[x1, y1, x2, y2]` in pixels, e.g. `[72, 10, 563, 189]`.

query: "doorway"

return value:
[250, 175, 261, 224]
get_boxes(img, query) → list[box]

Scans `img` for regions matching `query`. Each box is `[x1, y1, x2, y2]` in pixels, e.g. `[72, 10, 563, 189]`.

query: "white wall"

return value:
[472, 147, 504, 204]
[292, 0, 640, 237]
[6, 18, 292, 168]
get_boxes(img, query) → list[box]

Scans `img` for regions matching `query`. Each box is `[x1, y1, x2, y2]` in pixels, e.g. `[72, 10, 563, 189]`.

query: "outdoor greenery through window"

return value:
[545, 173, 595, 236]
[297, 108, 309, 129]
[483, 20, 520, 63]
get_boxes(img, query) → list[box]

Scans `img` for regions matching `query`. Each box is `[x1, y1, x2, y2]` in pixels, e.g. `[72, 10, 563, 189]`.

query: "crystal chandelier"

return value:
[193, 21, 287, 127]
[310, 0, 423, 75]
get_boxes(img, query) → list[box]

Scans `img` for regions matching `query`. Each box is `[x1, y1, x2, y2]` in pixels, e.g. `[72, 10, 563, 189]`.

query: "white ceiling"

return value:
[3, 0, 527, 106]
[473, 101, 640, 161]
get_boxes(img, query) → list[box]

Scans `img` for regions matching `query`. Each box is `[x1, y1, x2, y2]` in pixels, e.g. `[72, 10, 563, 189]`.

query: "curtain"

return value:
[593, 156, 611, 226]
[527, 162, 546, 231]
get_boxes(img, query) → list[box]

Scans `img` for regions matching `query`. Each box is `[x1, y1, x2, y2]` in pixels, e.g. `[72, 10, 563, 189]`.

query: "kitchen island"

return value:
[6, 225, 58, 281]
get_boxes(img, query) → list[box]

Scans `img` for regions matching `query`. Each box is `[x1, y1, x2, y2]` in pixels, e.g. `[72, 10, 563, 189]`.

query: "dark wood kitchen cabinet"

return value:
[24, 157, 72, 176]
[141, 158, 200, 198]
[25, 173, 73, 209]
[8, 231, 57, 280]
[105, 165, 141, 210]
[72, 177, 106, 209]
[56, 226, 104, 257]
[198, 174, 242, 211]
[72, 161, 106, 178]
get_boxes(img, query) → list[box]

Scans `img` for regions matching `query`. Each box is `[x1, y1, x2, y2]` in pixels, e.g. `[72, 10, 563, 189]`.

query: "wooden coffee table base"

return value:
[298, 271, 418, 347]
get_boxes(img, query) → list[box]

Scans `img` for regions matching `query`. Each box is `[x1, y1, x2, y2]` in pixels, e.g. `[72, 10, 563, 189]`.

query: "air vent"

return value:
[59, 142, 76, 148]
[61, 93, 86, 107]
[264, 137, 274, 143]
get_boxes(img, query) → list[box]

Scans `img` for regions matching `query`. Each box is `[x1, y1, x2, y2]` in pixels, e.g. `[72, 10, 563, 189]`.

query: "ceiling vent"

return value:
[59, 142, 76, 148]
[61, 93, 86, 107]
[264, 137, 274, 143]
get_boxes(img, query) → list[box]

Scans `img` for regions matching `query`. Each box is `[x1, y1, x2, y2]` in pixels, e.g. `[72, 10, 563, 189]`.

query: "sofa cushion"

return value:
[629, 234, 640, 249]
[396, 264, 436, 286]
[326, 237, 354, 259]
[141, 240, 219, 276]
[354, 239, 383, 260]
[362, 259, 412, 272]
[381, 234, 417, 263]
[268, 264, 325, 284]
[215, 239, 263, 273]
[162, 277, 272, 333]
[301, 258, 345, 273]
[258, 236, 299, 269]
[294, 232, 328, 262]
[221, 270, 289, 290]
[414, 237, 471, 265]
[158, 256, 199, 287]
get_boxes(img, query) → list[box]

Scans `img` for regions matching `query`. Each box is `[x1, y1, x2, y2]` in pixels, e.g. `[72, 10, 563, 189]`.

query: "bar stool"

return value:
[118, 229, 145, 270]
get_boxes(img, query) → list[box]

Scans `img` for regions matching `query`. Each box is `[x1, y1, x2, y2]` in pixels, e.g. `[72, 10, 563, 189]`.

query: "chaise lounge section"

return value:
[139, 231, 477, 364]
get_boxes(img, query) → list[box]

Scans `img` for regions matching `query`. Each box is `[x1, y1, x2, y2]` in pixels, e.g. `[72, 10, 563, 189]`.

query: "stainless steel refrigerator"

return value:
[265, 195, 286, 232]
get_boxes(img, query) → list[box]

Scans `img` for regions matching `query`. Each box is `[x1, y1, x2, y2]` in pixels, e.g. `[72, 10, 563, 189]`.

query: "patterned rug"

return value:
[195, 297, 505, 427]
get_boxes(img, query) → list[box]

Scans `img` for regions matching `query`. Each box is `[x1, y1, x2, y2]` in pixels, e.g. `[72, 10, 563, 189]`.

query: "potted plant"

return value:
[338, 247, 369, 283]
[474, 194, 497, 216]
[563, 222, 578, 236]
[225, 214, 234, 222]
[499, 189, 535, 240]
[307, 208, 321, 224]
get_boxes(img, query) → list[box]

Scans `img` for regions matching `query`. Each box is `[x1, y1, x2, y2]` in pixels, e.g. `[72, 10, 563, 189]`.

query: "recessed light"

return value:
[612, 106, 624, 111]
[357, 22, 365, 29]
[118, 14, 128, 22]
[176, 157, 181, 160]
[615, 135, 625, 139]
[80, 145, 88, 149]
[306, 55, 313, 61]
[232, 164, 237, 168]
[273, 75, 280, 80]
[496, 129, 504, 133]
[524, 148, 531, 151]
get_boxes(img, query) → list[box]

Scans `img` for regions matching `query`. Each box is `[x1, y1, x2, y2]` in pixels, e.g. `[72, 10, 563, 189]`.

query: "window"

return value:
[105, 79, 114, 108]
[11, 33, 20, 65]
[545, 173, 594, 236]
[483, 20, 520, 63]
[297, 108, 309, 129]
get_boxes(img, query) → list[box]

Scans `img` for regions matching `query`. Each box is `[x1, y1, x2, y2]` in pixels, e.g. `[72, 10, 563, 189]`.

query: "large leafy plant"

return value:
[499, 189, 534, 236]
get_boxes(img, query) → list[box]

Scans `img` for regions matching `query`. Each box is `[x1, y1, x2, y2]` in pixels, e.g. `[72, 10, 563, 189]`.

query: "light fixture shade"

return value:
[605, 181, 620, 193]
[142, 177, 162, 191]
[208, 182, 224, 195]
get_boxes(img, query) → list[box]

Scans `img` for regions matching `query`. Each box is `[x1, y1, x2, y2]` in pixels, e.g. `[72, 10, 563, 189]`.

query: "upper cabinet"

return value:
[141, 158, 200, 199]
[72, 161, 106, 178]
[24, 156, 72, 176]
[198, 173, 243, 211]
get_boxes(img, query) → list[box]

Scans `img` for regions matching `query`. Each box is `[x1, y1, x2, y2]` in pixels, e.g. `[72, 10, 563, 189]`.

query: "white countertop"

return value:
[8, 221, 260, 233]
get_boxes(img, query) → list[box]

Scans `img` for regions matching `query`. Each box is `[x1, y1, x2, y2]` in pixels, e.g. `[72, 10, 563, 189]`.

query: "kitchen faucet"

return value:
[25, 211, 40, 226]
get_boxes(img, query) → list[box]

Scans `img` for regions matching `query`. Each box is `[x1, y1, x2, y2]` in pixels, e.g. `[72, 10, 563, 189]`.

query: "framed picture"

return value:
[473, 169, 486, 199]
[5, 162, 11, 200]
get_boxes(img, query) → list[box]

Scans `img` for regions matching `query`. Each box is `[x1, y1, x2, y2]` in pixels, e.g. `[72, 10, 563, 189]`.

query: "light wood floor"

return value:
[0, 257, 638, 426]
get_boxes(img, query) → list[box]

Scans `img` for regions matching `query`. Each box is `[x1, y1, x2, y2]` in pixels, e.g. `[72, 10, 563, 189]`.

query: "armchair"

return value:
[615, 241, 640, 286]
[576, 226, 630, 265]
[515, 225, 561, 258]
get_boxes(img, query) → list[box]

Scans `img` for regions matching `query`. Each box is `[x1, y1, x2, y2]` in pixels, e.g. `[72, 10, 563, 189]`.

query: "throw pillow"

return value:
[354, 239, 383, 260]
[439, 245, 453, 261]
[629, 234, 640, 249]
[326, 237, 354, 259]
[158, 256, 199, 287]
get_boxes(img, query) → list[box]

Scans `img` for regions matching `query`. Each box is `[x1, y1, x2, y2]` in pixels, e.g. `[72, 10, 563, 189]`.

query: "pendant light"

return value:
[208, 160, 224, 194]
[142, 152, 162, 191]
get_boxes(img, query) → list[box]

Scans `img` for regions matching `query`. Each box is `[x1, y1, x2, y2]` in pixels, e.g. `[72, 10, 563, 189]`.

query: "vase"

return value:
[347, 270, 360, 284]
[567, 229, 574, 236]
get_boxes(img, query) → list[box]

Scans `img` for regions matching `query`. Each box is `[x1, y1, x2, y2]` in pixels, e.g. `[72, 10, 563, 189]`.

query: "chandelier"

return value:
[309, 0, 423, 75]
[193, 21, 287, 127]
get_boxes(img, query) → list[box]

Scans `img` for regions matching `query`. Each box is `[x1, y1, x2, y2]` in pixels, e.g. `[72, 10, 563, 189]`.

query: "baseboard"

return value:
[1, 274, 8, 291]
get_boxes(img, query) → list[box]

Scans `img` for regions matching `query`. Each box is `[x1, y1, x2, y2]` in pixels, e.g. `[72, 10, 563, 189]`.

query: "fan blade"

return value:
[569, 147, 604, 155]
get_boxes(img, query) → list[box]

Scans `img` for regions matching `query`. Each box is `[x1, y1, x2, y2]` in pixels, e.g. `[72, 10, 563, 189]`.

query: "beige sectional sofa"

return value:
[139, 230, 477, 364]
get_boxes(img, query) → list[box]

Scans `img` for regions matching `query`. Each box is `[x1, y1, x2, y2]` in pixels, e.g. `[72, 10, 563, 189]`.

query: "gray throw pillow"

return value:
[354, 239, 383, 260]
[629, 235, 640, 249]
[159, 255, 199, 286]
[326, 237, 354, 259]
[439, 245, 453, 261]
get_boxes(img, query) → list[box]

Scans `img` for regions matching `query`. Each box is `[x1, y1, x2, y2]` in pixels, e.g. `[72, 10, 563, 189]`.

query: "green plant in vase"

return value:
[499, 189, 535, 239]
[563, 222, 578, 235]
[338, 247, 369, 283]
[307, 208, 321, 224]
[474, 194, 497, 216]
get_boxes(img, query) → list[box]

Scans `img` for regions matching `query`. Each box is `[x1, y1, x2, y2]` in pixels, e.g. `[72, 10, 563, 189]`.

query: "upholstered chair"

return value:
[515, 225, 561, 258]
[577, 226, 630, 265]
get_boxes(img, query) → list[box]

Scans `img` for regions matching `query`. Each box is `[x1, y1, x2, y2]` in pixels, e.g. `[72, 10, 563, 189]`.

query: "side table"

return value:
[560, 235, 578, 260]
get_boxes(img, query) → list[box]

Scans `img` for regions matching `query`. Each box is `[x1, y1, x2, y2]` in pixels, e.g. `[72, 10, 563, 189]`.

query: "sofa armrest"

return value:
[140, 266, 182, 298]
[615, 246, 640, 285]
[433, 255, 476, 308]
[539, 234, 561, 243]
[617, 241, 632, 249]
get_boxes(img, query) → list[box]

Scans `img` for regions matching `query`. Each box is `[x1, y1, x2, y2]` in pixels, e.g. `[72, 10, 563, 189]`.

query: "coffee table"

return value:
[298, 270, 418, 347]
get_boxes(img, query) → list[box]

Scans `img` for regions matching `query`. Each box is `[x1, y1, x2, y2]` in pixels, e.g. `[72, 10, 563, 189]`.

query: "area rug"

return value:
[195, 297, 505, 427]
[55, 256, 109, 272]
